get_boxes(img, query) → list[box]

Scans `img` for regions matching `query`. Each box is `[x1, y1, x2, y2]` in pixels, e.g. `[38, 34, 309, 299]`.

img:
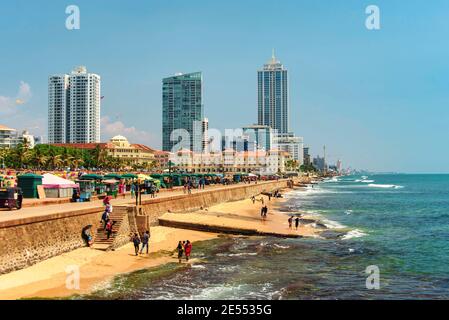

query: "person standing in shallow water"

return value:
[295, 217, 300, 230]
[184, 240, 192, 261]
[177, 241, 184, 263]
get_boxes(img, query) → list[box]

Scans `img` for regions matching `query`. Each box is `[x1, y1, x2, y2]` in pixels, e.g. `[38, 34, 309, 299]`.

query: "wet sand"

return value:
[0, 189, 319, 300]
[160, 194, 319, 238]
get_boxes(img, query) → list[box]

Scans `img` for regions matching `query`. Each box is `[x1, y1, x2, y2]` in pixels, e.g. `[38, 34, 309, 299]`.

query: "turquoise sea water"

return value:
[81, 174, 449, 300]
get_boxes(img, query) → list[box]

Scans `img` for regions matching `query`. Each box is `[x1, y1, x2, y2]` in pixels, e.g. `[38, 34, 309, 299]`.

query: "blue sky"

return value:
[0, 0, 448, 173]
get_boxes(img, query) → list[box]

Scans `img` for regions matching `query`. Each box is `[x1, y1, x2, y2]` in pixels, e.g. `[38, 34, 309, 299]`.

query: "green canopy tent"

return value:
[80, 174, 104, 180]
[121, 173, 138, 179]
[104, 173, 122, 180]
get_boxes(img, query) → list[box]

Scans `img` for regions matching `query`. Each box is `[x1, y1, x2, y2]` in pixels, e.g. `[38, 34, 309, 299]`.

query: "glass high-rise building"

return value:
[257, 51, 289, 134]
[162, 72, 203, 152]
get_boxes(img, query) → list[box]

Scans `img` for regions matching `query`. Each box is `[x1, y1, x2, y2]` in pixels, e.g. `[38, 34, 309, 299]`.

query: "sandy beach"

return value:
[0, 189, 319, 300]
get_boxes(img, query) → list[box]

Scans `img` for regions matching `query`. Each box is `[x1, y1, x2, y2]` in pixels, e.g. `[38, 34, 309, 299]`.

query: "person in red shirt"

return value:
[184, 240, 192, 262]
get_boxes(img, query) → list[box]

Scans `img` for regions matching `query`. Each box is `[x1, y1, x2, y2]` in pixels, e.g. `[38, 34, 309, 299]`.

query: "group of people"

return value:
[260, 205, 268, 220]
[183, 181, 193, 194]
[176, 240, 192, 263]
[288, 216, 301, 230]
[131, 230, 151, 256]
[251, 195, 265, 205]
[130, 182, 158, 199]
[101, 197, 115, 239]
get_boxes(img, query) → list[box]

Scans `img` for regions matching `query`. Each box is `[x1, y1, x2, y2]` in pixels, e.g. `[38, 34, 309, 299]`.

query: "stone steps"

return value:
[92, 207, 128, 251]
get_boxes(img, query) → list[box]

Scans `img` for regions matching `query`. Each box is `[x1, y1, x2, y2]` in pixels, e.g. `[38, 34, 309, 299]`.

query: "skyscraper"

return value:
[162, 72, 203, 152]
[48, 66, 101, 143]
[257, 51, 304, 163]
[257, 50, 289, 134]
[242, 124, 273, 151]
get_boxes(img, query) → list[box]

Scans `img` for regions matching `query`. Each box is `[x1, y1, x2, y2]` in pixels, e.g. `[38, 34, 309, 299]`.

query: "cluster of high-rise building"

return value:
[162, 51, 304, 172]
[38, 53, 340, 173]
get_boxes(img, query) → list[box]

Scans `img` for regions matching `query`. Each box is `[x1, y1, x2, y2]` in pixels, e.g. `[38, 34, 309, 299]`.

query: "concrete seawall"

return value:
[0, 180, 289, 274]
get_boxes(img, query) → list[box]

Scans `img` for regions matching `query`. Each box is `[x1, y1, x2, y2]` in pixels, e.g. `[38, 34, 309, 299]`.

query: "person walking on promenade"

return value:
[130, 183, 136, 199]
[131, 233, 140, 256]
[295, 217, 300, 230]
[140, 230, 150, 254]
[251, 196, 256, 204]
[183, 182, 187, 194]
[184, 240, 192, 262]
[201, 178, 206, 189]
[288, 216, 293, 229]
[177, 241, 184, 263]
[260, 206, 265, 219]
[187, 181, 192, 195]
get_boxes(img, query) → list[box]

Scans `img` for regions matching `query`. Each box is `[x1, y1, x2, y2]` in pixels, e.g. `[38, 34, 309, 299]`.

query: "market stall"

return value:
[42, 173, 79, 198]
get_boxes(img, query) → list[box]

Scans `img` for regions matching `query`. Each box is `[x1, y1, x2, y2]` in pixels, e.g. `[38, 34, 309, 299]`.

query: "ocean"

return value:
[79, 174, 449, 300]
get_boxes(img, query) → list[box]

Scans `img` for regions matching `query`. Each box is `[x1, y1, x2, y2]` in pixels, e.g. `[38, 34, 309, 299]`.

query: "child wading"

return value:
[177, 241, 184, 263]
[132, 233, 140, 256]
[184, 240, 192, 261]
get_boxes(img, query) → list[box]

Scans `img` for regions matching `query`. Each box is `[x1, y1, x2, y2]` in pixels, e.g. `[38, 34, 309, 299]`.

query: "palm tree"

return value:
[92, 145, 108, 168]
[31, 150, 48, 170]
[0, 148, 9, 169]
[72, 157, 84, 170]
[47, 153, 63, 170]
[14, 144, 32, 169]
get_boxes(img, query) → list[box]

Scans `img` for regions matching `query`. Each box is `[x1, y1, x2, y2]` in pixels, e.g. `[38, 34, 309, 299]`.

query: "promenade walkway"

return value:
[0, 182, 260, 226]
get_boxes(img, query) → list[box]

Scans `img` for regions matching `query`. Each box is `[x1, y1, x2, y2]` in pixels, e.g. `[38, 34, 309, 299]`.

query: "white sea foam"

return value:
[368, 183, 403, 189]
[345, 210, 353, 215]
[360, 179, 374, 183]
[191, 264, 206, 270]
[273, 244, 290, 249]
[321, 218, 347, 229]
[228, 252, 258, 257]
[193, 284, 247, 299]
[342, 229, 367, 240]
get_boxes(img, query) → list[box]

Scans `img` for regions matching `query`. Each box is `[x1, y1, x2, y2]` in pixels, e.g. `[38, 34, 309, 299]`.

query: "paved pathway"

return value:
[0, 183, 262, 224]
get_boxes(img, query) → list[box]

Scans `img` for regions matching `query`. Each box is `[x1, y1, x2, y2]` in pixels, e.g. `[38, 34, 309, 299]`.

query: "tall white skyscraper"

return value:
[48, 66, 101, 143]
[257, 51, 304, 163]
[257, 50, 289, 134]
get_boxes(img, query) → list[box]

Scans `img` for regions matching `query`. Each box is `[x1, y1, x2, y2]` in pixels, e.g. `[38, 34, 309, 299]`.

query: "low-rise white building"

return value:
[170, 149, 291, 175]
[0, 125, 40, 149]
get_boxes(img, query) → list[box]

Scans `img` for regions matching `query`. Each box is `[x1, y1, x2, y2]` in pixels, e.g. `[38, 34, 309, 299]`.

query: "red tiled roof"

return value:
[51, 143, 109, 150]
[131, 144, 158, 153]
